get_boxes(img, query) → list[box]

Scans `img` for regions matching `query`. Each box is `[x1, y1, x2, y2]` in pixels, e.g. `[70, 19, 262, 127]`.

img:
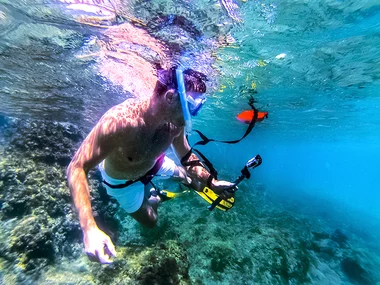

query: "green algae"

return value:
[87, 240, 190, 285]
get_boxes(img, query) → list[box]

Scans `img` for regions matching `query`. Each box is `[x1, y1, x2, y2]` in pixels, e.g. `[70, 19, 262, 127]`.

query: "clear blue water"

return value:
[1, 0, 380, 283]
[188, 0, 380, 221]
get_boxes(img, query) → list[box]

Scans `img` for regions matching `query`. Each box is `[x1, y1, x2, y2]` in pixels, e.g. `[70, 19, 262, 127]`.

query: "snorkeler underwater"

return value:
[1, 0, 380, 284]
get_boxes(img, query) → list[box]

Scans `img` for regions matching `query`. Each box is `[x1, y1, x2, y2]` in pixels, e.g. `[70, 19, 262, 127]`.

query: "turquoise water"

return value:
[190, 1, 380, 219]
[1, 0, 380, 284]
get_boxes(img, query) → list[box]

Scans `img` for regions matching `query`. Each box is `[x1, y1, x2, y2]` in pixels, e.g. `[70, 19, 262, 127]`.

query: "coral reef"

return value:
[0, 116, 116, 283]
[92, 240, 190, 285]
[1, 116, 84, 166]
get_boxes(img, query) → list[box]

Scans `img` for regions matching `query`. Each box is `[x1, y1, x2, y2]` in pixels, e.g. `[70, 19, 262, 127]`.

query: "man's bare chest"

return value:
[114, 123, 179, 163]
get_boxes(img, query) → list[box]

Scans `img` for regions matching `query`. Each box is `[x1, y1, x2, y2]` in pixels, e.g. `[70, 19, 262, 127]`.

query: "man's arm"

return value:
[66, 116, 118, 263]
[172, 130, 235, 196]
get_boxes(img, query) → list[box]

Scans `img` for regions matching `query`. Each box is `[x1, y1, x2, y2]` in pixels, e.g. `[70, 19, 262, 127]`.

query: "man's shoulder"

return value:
[121, 97, 149, 108]
[103, 98, 144, 116]
[98, 98, 147, 130]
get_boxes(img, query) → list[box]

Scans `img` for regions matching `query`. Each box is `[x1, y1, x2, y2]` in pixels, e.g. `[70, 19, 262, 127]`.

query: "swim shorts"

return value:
[98, 156, 177, 213]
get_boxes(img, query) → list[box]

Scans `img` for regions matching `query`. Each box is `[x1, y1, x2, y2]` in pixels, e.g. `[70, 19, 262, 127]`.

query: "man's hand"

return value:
[176, 166, 193, 185]
[83, 227, 116, 264]
[211, 180, 237, 199]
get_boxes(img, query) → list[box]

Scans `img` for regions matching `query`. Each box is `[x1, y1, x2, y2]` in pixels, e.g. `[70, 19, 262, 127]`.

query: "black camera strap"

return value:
[181, 97, 259, 180]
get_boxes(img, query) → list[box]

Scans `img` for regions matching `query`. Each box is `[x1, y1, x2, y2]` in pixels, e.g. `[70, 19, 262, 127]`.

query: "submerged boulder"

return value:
[331, 229, 348, 247]
[10, 216, 55, 264]
[341, 257, 373, 285]
[0, 116, 119, 282]
[90, 240, 190, 285]
[2, 118, 84, 166]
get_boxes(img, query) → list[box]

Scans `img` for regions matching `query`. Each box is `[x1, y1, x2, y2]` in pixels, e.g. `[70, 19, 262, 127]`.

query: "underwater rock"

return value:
[331, 229, 348, 247]
[341, 257, 373, 285]
[309, 229, 350, 259]
[138, 256, 181, 285]
[0, 165, 72, 220]
[309, 239, 338, 259]
[208, 244, 236, 273]
[0, 161, 117, 275]
[2, 117, 84, 166]
[268, 246, 311, 284]
[311, 231, 330, 240]
[10, 216, 55, 264]
[137, 240, 190, 285]
[1, 191, 29, 218]
[90, 240, 190, 285]
[249, 230, 314, 285]
[0, 116, 120, 282]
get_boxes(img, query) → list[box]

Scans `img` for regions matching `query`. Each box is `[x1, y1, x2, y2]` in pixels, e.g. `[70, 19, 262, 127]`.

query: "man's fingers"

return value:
[98, 250, 113, 264]
[104, 239, 117, 257]
[87, 251, 99, 263]
[86, 241, 116, 264]
[86, 250, 113, 264]
[84, 228, 116, 264]
[222, 187, 236, 199]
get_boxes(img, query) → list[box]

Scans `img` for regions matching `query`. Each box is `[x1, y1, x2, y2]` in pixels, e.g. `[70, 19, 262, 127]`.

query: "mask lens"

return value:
[188, 96, 206, 116]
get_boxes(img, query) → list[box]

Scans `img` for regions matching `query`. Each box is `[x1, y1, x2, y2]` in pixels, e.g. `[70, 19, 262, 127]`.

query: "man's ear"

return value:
[164, 90, 177, 105]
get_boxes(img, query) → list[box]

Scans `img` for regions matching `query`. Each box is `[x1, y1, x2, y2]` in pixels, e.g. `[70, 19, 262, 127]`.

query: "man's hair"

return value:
[154, 67, 207, 96]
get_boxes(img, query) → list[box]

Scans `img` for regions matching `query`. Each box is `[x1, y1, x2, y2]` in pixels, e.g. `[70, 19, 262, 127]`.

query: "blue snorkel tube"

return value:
[176, 68, 192, 135]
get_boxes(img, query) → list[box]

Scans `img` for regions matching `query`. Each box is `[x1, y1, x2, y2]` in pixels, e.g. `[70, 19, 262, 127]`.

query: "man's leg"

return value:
[99, 165, 161, 228]
[130, 185, 161, 228]
[130, 156, 190, 228]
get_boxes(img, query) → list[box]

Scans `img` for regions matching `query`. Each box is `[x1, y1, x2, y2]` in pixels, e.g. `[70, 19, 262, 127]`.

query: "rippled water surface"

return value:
[1, 1, 379, 132]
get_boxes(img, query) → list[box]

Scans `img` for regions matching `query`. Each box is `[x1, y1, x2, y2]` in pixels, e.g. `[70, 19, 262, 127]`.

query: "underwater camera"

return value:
[246, 154, 262, 169]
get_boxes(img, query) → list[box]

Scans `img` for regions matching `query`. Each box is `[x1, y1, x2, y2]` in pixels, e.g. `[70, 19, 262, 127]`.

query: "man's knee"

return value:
[142, 216, 158, 229]
[131, 204, 158, 228]
[144, 206, 158, 228]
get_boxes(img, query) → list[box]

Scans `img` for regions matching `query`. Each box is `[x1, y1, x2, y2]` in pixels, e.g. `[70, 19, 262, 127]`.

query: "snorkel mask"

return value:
[175, 68, 207, 134]
[187, 91, 207, 116]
